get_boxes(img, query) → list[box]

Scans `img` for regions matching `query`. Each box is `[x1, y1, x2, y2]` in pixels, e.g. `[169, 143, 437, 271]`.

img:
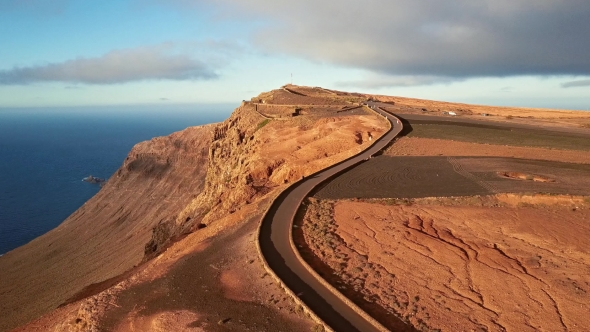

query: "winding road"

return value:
[258, 105, 404, 332]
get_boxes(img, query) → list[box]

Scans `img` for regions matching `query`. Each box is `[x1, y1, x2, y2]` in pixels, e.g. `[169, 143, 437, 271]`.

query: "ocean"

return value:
[0, 104, 233, 255]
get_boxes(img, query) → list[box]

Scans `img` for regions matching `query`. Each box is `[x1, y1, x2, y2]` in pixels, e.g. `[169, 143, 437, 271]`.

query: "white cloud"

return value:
[0, 44, 217, 85]
[336, 75, 461, 89]
[562, 79, 590, 88]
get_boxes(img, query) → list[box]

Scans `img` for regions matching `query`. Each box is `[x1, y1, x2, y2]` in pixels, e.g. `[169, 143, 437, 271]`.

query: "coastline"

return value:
[0, 105, 231, 255]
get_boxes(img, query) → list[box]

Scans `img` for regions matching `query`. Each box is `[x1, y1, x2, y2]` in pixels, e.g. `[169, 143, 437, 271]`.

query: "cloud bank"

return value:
[0, 45, 217, 85]
[182, 0, 590, 79]
[336, 75, 461, 89]
[561, 79, 590, 88]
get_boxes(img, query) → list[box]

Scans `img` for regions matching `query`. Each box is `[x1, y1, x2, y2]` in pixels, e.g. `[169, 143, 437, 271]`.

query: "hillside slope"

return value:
[2, 86, 389, 331]
[0, 124, 214, 331]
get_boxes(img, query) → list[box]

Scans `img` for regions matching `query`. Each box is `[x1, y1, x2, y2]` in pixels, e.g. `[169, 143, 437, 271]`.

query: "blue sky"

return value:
[1, 0, 589, 110]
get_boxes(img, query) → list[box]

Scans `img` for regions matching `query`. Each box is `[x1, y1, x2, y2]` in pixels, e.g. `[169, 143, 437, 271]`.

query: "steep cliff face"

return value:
[0, 124, 214, 332]
[175, 101, 387, 229]
[1, 86, 390, 331]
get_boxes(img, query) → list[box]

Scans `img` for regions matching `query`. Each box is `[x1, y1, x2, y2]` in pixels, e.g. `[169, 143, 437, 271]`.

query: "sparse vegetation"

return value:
[256, 119, 270, 131]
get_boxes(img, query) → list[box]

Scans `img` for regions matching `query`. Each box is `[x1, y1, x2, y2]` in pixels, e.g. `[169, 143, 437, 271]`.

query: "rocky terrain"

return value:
[3, 85, 590, 331]
[298, 196, 590, 331]
[0, 85, 388, 331]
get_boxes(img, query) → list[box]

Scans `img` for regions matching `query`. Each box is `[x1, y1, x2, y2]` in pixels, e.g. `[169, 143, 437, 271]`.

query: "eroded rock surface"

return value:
[299, 198, 590, 331]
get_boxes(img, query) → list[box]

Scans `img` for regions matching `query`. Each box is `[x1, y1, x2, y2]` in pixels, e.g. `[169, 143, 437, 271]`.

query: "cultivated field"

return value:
[405, 123, 590, 151]
[314, 156, 490, 199]
[385, 137, 590, 164]
[314, 156, 590, 199]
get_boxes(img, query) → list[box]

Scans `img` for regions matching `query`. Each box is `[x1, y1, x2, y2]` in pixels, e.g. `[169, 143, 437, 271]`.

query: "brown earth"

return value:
[176, 100, 387, 229]
[253, 85, 365, 106]
[298, 197, 590, 332]
[298, 91, 590, 331]
[13, 198, 316, 332]
[3, 86, 388, 331]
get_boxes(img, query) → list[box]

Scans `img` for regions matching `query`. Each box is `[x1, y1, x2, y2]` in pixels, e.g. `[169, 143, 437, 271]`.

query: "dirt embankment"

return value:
[299, 197, 590, 332]
[5, 85, 389, 331]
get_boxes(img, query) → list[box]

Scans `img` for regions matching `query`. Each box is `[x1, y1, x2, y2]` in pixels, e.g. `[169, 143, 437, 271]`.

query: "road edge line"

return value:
[255, 105, 400, 331]
[286, 106, 394, 332]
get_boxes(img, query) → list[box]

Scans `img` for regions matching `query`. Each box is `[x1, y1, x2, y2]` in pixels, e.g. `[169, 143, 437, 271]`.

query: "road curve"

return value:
[259, 106, 404, 332]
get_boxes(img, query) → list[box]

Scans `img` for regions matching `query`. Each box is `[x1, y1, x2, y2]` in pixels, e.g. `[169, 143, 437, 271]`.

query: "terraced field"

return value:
[406, 123, 590, 151]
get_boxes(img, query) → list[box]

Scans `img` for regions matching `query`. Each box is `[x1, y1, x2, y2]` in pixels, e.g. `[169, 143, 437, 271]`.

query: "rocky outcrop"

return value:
[175, 105, 279, 225]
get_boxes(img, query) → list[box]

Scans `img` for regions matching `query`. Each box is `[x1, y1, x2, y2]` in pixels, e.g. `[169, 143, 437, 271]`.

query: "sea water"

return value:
[0, 104, 233, 255]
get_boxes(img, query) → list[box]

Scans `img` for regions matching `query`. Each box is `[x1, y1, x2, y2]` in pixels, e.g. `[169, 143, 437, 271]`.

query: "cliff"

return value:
[0, 86, 389, 331]
[0, 124, 214, 331]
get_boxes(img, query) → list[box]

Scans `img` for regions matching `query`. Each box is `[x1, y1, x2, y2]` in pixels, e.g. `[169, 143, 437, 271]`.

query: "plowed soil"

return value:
[371, 94, 590, 131]
[314, 156, 590, 199]
[297, 198, 590, 332]
[385, 137, 590, 164]
[314, 156, 490, 199]
[404, 123, 590, 151]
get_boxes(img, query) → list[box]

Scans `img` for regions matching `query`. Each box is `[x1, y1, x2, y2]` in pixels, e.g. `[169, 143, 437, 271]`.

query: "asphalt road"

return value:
[259, 105, 404, 332]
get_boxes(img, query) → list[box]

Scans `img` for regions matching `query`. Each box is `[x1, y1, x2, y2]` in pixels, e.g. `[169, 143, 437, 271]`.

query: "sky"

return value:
[1, 0, 589, 110]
